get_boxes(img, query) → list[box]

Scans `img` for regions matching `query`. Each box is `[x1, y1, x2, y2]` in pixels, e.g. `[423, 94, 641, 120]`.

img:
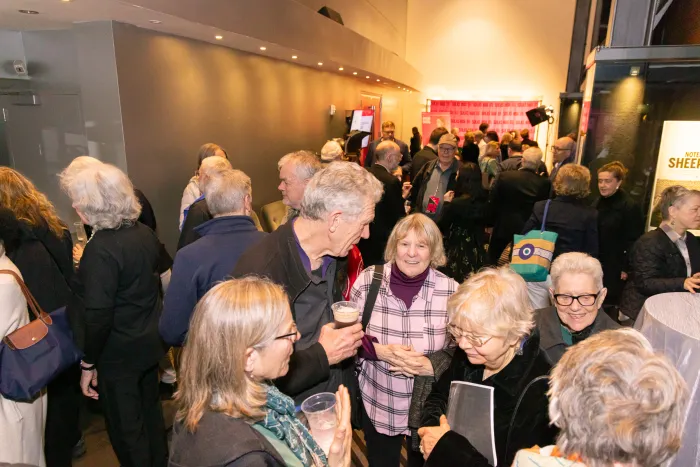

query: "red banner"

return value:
[429, 100, 540, 141]
[421, 112, 452, 146]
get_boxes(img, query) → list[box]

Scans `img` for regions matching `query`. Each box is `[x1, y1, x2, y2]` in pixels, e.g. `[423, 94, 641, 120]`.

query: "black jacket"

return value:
[462, 142, 480, 165]
[177, 198, 211, 251]
[232, 221, 350, 398]
[593, 189, 644, 302]
[410, 134, 422, 156]
[621, 228, 700, 320]
[500, 156, 548, 177]
[357, 164, 405, 266]
[409, 159, 458, 215]
[365, 138, 412, 174]
[169, 411, 285, 467]
[489, 169, 551, 244]
[422, 332, 555, 467]
[522, 196, 599, 260]
[411, 146, 438, 179]
[535, 306, 619, 365]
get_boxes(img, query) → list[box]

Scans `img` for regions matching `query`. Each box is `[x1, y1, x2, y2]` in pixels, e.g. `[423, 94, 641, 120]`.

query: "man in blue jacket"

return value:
[160, 169, 266, 346]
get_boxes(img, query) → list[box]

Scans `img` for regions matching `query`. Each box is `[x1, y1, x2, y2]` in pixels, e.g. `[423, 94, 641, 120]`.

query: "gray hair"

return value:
[550, 252, 603, 290]
[300, 161, 383, 221]
[549, 328, 688, 467]
[199, 156, 232, 192]
[62, 163, 141, 230]
[320, 141, 344, 163]
[277, 150, 323, 181]
[58, 156, 102, 192]
[657, 185, 700, 221]
[375, 141, 400, 162]
[204, 169, 251, 217]
[521, 147, 543, 170]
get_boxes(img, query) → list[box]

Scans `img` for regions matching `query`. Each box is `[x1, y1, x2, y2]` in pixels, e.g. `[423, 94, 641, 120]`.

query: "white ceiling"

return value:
[0, 0, 419, 92]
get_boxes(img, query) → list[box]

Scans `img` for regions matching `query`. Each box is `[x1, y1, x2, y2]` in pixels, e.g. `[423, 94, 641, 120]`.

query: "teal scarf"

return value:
[255, 386, 329, 467]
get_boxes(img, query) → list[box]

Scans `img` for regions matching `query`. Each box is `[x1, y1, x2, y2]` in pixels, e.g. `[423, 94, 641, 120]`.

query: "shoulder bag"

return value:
[511, 200, 558, 282]
[0, 269, 83, 401]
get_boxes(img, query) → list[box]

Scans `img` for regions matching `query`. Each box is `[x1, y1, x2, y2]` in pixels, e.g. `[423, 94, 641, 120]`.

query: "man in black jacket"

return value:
[364, 120, 412, 175]
[232, 162, 384, 403]
[358, 141, 410, 266]
[411, 127, 449, 178]
[488, 148, 552, 263]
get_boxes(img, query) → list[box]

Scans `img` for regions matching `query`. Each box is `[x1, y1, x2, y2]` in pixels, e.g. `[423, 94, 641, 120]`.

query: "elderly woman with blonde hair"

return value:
[418, 267, 555, 467]
[513, 328, 688, 467]
[169, 277, 353, 467]
[61, 162, 167, 467]
[350, 213, 458, 466]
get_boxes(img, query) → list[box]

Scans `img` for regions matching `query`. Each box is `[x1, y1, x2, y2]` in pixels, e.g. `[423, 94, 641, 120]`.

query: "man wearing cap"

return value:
[408, 133, 460, 218]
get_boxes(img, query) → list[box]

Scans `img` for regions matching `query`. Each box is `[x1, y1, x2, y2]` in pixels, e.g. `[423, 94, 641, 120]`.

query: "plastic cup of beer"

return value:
[331, 301, 360, 329]
[301, 392, 338, 455]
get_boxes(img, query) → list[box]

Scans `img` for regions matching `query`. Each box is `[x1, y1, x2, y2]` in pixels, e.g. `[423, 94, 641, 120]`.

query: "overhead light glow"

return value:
[260, 46, 267, 51]
[292, 55, 298, 59]
[215, 35, 223, 40]
[376, 79, 380, 82]
[338, 67, 344, 71]
[366, 76, 370, 79]
[318, 62, 323, 66]
[353, 72, 357, 75]
[149, 20, 162, 24]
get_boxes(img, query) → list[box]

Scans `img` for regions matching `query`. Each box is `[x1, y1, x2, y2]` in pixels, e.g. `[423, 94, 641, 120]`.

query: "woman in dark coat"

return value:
[418, 268, 556, 467]
[437, 163, 487, 283]
[593, 162, 644, 306]
[0, 168, 83, 467]
[621, 186, 700, 320]
[410, 126, 422, 156]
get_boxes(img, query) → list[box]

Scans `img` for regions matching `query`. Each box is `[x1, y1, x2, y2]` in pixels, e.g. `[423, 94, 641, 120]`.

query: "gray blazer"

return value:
[535, 306, 620, 364]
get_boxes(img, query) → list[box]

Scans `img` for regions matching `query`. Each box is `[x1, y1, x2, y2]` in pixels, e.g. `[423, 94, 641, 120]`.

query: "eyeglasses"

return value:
[275, 322, 298, 342]
[447, 324, 493, 347]
[551, 146, 571, 153]
[553, 292, 601, 307]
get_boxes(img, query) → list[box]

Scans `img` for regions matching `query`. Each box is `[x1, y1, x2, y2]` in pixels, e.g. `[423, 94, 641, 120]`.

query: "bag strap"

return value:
[361, 264, 384, 331]
[0, 269, 45, 322]
[540, 199, 552, 232]
[505, 374, 549, 461]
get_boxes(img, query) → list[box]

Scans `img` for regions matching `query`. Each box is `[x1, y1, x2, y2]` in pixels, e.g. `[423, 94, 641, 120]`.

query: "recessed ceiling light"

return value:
[18, 9, 39, 14]
[149, 20, 162, 24]
[352, 72, 357, 75]
[376, 79, 380, 82]
[397, 86, 401, 89]
[292, 55, 298, 59]
[61, 0, 72, 2]
[215, 35, 223, 40]
[318, 62, 323, 66]
[366, 76, 370, 79]
[338, 67, 344, 71]
[260, 46, 267, 51]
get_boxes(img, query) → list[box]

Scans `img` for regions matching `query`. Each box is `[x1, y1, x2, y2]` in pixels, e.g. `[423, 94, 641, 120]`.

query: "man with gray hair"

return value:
[278, 150, 323, 221]
[488, 147, 552, 264]
[233, 162, 384, 403]
[161, 169, 266, 346]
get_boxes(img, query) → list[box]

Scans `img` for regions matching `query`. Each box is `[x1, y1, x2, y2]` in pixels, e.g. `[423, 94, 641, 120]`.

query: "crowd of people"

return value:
[0, 118, 698, 467]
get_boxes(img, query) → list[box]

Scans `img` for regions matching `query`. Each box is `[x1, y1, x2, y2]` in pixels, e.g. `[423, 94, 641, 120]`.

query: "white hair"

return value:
[62, 163, 141, 230]
[320, 141, 343, 163]
[551, 252, 604, 290]
[522, 147, 544, 170]
[58, 156, 103, 193]
[300, 161, 383, 221]
[204, 169, 251, 217]
[277, 150, 323, 181]
[199, 156, 232, 178]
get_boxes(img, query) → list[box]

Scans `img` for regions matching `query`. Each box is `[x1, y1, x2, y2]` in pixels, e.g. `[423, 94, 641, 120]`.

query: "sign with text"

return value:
[421, 112, 452, 146]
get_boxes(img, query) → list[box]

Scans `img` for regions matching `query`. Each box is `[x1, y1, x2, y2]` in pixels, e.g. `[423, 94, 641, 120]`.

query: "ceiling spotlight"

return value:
[376, 79, 380, 82]
[352, 72, 357, 75]
[18, 9, 40, 14]
[397, 86, 401, 89]
[366, 76, 370, 79]
[61, 0, 72, 2]
[215, 35, 223, 40]
[292, 55, 298, 59]
[338, 67, 344, 71]
[149, 20, 162, 24]
[260, 46, 267, 51]
[630, 66, 641, 76]
[318, 62, 323, 66]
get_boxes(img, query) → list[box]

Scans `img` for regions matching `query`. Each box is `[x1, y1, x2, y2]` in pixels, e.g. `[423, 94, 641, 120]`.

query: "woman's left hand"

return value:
[417, 415, 451, 460]
[80, 368, 99, 400]
[388, 355, 434, 377]
[327, 385, 352, 467]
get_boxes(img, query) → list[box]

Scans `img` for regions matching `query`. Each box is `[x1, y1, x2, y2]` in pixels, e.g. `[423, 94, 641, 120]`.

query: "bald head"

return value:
[553, 136, 576, 163]
[376, 140, 401, 171]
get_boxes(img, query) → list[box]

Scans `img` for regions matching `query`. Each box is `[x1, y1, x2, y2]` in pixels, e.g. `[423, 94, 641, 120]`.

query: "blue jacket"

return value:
[159, 215, 266, 346]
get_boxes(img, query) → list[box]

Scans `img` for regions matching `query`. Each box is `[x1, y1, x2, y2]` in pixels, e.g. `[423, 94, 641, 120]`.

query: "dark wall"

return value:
[652, 0, 700, 45]
[112, 22, 410, 252]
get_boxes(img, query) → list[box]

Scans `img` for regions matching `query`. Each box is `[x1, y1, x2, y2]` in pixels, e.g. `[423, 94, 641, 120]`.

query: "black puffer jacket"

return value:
[621, 228, 700, 320]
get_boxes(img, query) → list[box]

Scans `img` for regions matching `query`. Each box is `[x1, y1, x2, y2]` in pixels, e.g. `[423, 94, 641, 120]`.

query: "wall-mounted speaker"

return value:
[318, 6, 344, 26]
[526, 106, 548, 126]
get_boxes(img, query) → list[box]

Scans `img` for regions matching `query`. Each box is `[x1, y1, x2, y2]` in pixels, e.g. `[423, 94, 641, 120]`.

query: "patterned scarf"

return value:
[255, 386, 328, 467]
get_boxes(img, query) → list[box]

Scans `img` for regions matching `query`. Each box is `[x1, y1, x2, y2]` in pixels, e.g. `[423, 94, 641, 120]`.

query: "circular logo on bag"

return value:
[518, 243, 535, 260]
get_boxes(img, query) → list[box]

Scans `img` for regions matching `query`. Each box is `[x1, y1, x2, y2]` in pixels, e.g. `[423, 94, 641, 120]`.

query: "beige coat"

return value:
[0, 247, 47, 467]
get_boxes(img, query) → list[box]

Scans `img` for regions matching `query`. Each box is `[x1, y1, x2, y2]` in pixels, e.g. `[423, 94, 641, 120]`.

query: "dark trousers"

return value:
[98, 364, 167, 467]
[361, 404, 424, 467]
[45, 365, 82, 467]
[488, 235, 510, 266]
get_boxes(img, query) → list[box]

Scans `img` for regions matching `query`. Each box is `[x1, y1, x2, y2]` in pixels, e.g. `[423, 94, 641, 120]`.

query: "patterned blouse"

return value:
[350, 263, 458, 436]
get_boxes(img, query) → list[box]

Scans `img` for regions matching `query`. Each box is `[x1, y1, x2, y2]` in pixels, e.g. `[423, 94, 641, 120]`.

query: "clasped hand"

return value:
[376, 343, 433, 376]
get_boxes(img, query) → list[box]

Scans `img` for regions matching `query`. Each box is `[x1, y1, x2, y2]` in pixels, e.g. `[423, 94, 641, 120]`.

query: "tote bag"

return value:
[0, 269, 83, 401]
[511, 200, 558, 282]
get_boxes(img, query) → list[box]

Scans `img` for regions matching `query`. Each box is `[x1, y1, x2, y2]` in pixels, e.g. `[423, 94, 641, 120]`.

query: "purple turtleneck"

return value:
[390, 264, 429, 308]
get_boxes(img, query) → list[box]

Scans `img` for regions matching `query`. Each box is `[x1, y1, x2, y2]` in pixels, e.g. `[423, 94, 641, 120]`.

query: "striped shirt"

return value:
[350, 263, 457, 436]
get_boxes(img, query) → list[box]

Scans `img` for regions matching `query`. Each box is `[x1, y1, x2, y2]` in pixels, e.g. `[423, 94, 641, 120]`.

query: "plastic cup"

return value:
[331, 301, 360, 329]
[301, 392, 338, 454]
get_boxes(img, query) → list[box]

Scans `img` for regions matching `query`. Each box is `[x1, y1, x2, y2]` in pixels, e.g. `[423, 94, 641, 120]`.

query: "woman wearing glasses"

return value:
[170, 277, 353, 467]
[417, 267, 555, 467]
[535, 253, 618, 365]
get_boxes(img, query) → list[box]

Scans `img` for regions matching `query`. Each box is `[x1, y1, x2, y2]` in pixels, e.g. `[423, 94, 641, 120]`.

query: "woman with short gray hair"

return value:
[512, 328, 688, 467]
[535, 252, 619, 364]
[62, 163, 168, 467]
[621, 185, 700, 320]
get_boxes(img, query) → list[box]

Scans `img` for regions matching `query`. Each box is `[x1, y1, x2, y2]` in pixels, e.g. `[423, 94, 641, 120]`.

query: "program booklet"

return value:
[446, 381, 497, 466]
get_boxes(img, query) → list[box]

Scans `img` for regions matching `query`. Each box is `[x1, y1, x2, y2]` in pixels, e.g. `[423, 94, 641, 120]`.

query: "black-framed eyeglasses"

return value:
[553, 292, 601, 307]
[551, 146, 571, 153]
[275, 322, 298, 341]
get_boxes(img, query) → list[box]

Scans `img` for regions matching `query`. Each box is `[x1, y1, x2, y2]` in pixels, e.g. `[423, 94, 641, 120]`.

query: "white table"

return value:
[636, 293, 700, 466]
